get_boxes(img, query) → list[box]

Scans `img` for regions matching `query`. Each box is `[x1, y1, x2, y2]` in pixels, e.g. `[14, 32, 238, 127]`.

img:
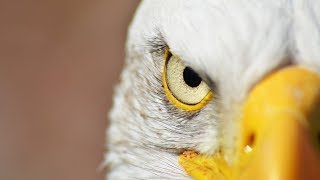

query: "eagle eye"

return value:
[162, 49, 213, 111]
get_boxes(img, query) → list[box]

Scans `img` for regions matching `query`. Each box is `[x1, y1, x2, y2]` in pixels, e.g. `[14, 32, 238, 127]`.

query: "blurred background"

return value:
[0, 0, 139, 179]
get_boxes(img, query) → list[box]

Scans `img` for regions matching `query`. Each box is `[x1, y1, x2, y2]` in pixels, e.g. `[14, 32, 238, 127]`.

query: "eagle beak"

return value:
[236, 66, 320, 179]
[179, 66, 320, 179]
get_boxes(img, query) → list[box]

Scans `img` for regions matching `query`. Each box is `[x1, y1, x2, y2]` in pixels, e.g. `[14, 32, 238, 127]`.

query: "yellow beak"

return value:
[179, 66, 320, 179]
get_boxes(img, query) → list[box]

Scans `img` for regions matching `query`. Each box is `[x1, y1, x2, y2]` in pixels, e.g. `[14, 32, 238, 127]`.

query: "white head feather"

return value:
[105, 0, 320, 179]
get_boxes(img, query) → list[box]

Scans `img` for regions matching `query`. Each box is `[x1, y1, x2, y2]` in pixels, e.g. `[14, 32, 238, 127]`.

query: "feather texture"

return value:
[106, 0, 320, 179]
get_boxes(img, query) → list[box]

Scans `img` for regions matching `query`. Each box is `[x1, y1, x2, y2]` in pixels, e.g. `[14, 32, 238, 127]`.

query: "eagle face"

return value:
[106, 0, 320, 179]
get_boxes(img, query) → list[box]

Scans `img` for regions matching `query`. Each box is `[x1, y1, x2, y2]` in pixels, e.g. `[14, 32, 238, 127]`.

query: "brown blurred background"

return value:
[0, 0, 139, 179]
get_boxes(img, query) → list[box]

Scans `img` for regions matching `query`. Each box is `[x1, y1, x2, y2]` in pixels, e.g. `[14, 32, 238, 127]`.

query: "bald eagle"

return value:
[105, 0, 320, 179]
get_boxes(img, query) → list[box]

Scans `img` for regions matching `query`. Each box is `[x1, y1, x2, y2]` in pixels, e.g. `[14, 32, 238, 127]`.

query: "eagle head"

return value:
[106, 0, 320, 179]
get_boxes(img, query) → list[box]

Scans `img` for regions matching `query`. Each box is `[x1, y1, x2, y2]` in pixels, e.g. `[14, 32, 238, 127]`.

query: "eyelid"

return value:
[166, 50, 173, 61]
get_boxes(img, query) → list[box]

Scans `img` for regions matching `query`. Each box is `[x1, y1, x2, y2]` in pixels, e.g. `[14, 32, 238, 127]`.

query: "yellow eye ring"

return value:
[162, 49, 213, 111]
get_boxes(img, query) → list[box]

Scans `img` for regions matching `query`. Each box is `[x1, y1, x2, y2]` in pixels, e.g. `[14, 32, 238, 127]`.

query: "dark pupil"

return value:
[183, 67, 202, 88]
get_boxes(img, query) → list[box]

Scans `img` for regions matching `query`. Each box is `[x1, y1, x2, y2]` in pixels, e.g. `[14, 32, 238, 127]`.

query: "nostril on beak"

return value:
[248, 133, 255, 146]
[244, 133, 255, 153]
